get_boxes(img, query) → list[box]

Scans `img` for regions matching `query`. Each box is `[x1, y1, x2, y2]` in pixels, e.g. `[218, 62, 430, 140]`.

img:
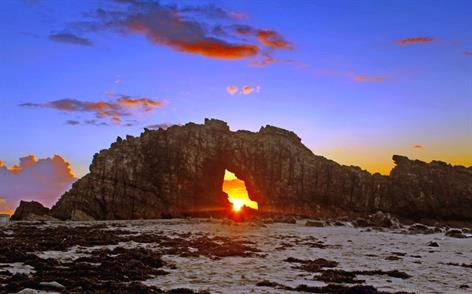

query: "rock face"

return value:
[388, 155, 472, 220]
[11, 201, 51, 221]
[22, 118, 471, 221]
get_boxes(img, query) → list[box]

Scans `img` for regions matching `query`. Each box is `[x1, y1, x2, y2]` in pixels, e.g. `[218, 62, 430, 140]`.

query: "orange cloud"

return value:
[227, 85, 260, 95]
[413, 144, 423, 149]
[120, 3, 261, 60]
[256, 30, 292, 49]
[0, 197, 14, 215]
[250, 53, 296, 67]
[226, 85, 238, 95]
[117, 96, 164, 108]
[251, 54, 275, 66]
[0, 155, 76, 212]
[61, 3, 291, 63]
[242, 85, 254, 95]
[232, 26, 292, 49]
[354, 75, 386, 82]
[396, 37, 433, 46]
[170, 40, 259, 60]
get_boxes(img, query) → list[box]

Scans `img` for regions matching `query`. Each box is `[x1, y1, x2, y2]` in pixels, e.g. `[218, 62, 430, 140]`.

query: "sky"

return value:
[1, 0, 471, 212]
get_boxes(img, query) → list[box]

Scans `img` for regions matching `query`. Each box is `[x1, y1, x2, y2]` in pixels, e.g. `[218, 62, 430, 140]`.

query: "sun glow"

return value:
[223, 170, 258, 212]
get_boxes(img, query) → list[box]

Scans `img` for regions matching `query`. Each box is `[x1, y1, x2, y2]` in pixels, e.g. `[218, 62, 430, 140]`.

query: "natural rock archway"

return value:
[51, 119, 324, 220]
[22, 118, 472, 221]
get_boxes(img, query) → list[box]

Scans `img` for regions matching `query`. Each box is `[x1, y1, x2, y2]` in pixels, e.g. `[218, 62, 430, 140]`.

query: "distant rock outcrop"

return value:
[388, 155, 472, 220]
[13, 119, 472, 221]
[11, 201, 53, 221]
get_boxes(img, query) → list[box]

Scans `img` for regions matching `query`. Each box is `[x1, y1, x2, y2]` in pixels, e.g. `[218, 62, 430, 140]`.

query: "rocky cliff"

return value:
[16, 119, 472, 221]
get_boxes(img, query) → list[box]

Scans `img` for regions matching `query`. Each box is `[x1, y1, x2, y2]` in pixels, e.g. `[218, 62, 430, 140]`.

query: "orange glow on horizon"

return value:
[0, 208, 14, 216]
[223, 170, 258, 212]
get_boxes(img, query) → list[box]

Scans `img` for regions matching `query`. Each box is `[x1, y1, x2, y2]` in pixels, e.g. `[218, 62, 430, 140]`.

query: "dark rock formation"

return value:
[388, 155, 472, 221]
[305, 220, 325, 227]
[445, 229, 468, 239]
[13, 118, 472, 221]
[11, 201, 51, 221]
[368, 211, 401, 229]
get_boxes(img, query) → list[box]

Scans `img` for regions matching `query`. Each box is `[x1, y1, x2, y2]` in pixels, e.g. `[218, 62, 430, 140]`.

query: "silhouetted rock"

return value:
[389, 155, 472, 221]
[445, 229, 467, 238]
[368, 211, 401, 228]
[11, 119, 470, 222]
[408, 223, 435, 234]
[11, 201, 51, 221]
[426, 241, 439, 247]
[305, 220, 325, 227]
[272, 216, 297, 224]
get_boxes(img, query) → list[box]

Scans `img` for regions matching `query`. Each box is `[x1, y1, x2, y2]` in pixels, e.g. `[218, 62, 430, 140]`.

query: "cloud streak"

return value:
[354, 75, 385, 83]
[20, 94, 164, 126]
[396, 37, 433, 46]
[0, 155, 76, 213]
[48, 33, 93, 46]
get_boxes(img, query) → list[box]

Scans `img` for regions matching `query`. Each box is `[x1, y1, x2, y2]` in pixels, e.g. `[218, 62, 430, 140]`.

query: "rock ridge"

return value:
[13, 119, 472, 221]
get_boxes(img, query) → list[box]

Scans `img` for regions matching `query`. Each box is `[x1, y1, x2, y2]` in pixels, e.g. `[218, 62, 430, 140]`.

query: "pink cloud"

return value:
[226, 85, 238, 95]
[20, 94, 164, 126]
[396, 37, 434, 46]
[0, 155, 77, 213]
[354, 75, 386, 83]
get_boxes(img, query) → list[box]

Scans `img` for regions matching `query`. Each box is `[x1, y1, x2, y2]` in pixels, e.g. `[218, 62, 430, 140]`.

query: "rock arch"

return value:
[47, 118, 472, 221]
[51, 119, 319, 219]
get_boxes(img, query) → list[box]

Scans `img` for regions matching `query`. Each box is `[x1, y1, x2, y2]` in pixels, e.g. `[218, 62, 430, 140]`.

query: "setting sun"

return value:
[222, 170, 258, 212]
[231, 199, 244, 212]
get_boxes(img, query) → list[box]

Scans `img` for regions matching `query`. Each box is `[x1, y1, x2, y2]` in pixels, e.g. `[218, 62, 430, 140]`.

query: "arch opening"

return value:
[222, 170, 258, 212]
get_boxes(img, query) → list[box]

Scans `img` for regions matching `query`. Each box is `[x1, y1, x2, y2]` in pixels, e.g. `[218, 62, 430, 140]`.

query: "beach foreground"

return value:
[1, 218, 471, 293]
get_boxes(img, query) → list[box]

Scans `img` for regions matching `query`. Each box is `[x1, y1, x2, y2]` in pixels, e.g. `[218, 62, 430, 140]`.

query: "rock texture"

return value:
[15, 119, 472, 221]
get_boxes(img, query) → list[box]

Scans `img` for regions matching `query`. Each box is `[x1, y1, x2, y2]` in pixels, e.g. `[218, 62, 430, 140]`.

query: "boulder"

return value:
[426, 241, 439, 247]
[445, 229, 467, 238]
[368, 211, 401, 229]
[408, 223, 435, 234]
[353, 218, 370, 228]
[273, 216, 297, 224]
[305, 220, 325, 227]
[11, 201, 51, 221]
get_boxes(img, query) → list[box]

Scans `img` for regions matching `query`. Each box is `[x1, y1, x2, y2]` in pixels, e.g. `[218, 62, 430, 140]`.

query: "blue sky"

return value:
[1, 0, 471, 182]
